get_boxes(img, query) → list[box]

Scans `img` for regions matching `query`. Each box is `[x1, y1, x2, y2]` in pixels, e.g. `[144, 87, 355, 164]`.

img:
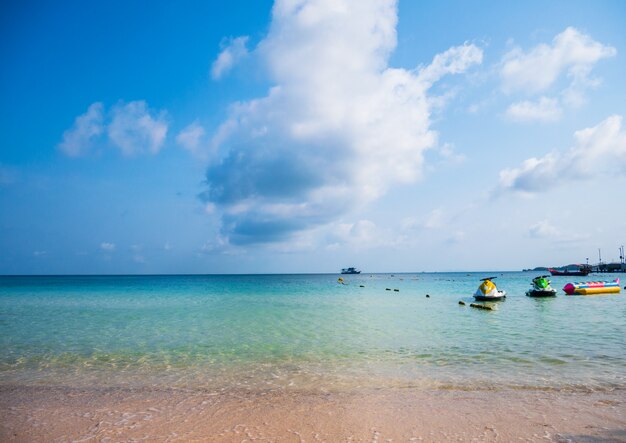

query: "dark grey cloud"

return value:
[223, 214, 317, 245]
[202, 141, 334, 205]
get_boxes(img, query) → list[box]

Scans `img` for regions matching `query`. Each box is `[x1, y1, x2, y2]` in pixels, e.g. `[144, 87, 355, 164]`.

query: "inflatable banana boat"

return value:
[563, 278, 621, 296]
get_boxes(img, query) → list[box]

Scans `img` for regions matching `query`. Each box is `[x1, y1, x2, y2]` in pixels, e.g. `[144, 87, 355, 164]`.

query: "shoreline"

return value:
[2, 385, 625, 442]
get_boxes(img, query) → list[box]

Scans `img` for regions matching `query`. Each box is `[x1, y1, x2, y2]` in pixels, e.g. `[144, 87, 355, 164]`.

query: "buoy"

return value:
[359, 285, 365, 288]
[393, 289, 399, 292]
[458, 301, 465, 305]
[426, 294, 430, 298]
[470, 303, 496, 311]
[386, 288, 391, 291]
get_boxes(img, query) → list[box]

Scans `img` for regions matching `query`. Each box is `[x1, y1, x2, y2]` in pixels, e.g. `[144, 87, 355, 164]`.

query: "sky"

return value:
[1, 0, 625, 274]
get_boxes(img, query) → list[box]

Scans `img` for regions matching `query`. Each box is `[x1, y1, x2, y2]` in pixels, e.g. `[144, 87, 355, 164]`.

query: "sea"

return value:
[1, 272, 624, 393]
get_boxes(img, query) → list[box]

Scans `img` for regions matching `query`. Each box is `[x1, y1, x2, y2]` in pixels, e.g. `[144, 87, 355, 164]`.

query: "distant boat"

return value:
[548, 266, 591, 277]
[341, 267, 361, 274]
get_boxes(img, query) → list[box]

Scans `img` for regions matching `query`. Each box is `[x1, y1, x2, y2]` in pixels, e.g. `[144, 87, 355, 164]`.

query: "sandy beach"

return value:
[1, 385, 625, 442]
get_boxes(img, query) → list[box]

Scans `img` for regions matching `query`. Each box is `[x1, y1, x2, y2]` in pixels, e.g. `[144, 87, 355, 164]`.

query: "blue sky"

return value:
[1, 0, 625, 274]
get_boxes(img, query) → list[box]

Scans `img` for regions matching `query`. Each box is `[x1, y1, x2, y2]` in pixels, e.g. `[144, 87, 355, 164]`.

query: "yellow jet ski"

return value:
[474, 276, 507, 301]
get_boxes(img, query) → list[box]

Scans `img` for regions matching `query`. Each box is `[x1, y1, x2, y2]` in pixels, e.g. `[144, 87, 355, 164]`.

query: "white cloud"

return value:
[202, 0, 482, 245]
[211, 36, 249, 80]
[499, 115, 626, 194]
[108, 101, 168, 156]
[528, 220, 560, 238]
[33, 250, 47, 257]
[100, 242, 115, 251]
[417, 43, 483, 87]
[499, 153, 559, 194]
[58, 103, 104, 157]
[499, 28, 615, 123]
[505, 96, 562, 122]
[501, 27, 616, 94]
[326, 219, 397, 250]
[348, 220, 384, 245]
[438, 143, 466, 164]
[527, 220, 591, 245]
[176, 121, 207, 158]
[59, 101, 168, 157]
[561, 65, 601, 108]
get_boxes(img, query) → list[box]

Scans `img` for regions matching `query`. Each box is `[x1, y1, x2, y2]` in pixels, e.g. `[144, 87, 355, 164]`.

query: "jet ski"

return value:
[526, 275, 557, 297]
[474, 276, 506, 301]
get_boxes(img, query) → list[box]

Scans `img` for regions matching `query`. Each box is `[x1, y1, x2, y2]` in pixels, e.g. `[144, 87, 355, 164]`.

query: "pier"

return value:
[524, 245, 626, 273]
[591, 245, 625, 273]
[593, 262, 626, 273]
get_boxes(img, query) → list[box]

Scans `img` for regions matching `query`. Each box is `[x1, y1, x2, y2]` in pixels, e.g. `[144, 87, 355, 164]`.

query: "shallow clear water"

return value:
[1, 273, 624, 392]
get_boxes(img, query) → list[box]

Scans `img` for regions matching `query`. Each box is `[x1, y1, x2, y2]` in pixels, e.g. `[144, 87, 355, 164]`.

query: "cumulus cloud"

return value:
[501, 27, 616, 94]
[100, 242, 116, 251]
[500, 28, 615, 122]
[58, 103, 105, 157]
[211, 36, 250, 80]
[176, 121, 207, 158]
[108, 101, 168, 156]
[499, 115, 626, 194]
[417, 43, 483, 87]
[202, 0, 482, 245]
[505, 96, 562, 122]
[59, 101, 168, 157]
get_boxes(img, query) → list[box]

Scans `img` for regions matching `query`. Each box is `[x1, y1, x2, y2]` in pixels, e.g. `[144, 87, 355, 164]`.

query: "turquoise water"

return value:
[1, 273, 624, 392]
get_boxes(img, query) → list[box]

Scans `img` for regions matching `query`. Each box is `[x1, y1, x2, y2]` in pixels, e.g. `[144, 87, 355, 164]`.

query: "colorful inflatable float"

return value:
[563, 278, 621, 296]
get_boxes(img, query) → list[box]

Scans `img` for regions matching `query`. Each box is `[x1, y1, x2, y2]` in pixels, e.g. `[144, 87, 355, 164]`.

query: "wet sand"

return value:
[1, 386, 625, 442]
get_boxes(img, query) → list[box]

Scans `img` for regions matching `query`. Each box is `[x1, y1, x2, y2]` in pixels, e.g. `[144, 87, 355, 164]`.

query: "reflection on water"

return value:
[1, 273, 625, 392]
